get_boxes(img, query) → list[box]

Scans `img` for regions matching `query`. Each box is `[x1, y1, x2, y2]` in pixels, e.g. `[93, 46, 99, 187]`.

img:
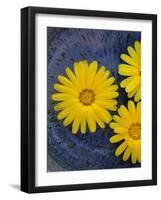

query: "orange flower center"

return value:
[79, 89, 95, 105]
[128, 123, 141, 140]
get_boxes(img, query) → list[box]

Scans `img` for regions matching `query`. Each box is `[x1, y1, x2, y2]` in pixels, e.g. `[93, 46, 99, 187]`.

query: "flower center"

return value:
[79, 89, 95, 105]
[128, 123, 141, 140]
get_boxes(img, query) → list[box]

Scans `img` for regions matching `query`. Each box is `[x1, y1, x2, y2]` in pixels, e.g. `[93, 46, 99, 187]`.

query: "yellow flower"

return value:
[118, 41, 141, 102]
[52, 60, 119, 134]
[109, 100, 141, 164]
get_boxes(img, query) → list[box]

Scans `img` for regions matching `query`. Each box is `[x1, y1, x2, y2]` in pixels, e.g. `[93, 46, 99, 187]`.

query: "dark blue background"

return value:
[47, 27, 141, 171]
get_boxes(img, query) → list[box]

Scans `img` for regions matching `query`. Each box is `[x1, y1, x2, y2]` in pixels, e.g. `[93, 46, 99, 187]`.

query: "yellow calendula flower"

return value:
[109, 100, 141, 164]
[118, 41, 141, 102]
[52, 60, 119, 134]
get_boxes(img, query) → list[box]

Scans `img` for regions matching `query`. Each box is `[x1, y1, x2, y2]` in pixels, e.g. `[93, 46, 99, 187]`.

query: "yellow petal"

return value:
[73, 62, 79, 78]
[123, 146, 131, 161]
[72, 118, 80, 134]
[107, 85, 118, 92]
[95, 99, 117, 106]
[133, 140, 141, 163]
[102, 70, 110, 80]
[95, 92, 119, 100]
[87, 61, 98, 89]
[119, 64, 139, 76]
[135, 41, 141, 58]
[66, 67, 77, 82]
[97, 66, 106, 76]
[80, 60, 88, 89]
[136, 102, 141, 123]
[115, 141, 127, 156]
[74, 61, 88, 89]
[54, 84, 79, 97]
[58, 75, 73, 88]
[86, 106, 96, 133]
[63, 110, 77, 126]
[111, 116, 130, 128]
[92, 103, 112, 124]
[57, 107, 74, 120]
[127, 46, 140, 66]
[95, 118, 105, 128]
[110, 122, 119, 129]
[97, 66, 106, 74]
[120, 76, 135, 88]
[110, 135, 124, 143]
[118, 105, 130, 120]
[89, 60, 98, 72]
[138, 153, 141, 163]
[91, 66, 105, 89]
[137, 142, 141, 163]
[94, 77, 115, 93]
[128, 100, 136, 122]
[80, 106, 87, 134]
[51, 93, 75, 101]
[104, 77, 115, 86]
[91, 107, 105, 128]
[95, 83, 117, 95]
[106, 105, 117, 111]
[113, 115, 122, 122]
[127, 87, 138, 98]
[66, 67, 81, 91]
[131, 150, 137, 164]
[134, 86, 141, 102]
[125, 76, 140, 93]
[114, 127, 128, 134]
[54, 99, 79, 111]
[120, 54, 139, 68]
[95, 99, 117, 111]
[72, 103, 82, 134]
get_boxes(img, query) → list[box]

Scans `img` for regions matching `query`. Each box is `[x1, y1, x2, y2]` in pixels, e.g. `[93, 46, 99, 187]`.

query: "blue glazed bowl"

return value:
[47, 28, 141, 171]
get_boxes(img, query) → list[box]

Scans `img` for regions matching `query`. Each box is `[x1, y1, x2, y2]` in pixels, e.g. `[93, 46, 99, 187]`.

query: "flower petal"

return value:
[87, 61, 98, 89]
[95, 92, 119, 100]
[115, 141, 127, 156]
[114, 127, 128, 134]
[86, 106, 96, 133]
[58, 75, 73, 88]
[110, 135, 124, 143]
[54, 84, 79, 97]
[131, 150, 137, 164]
[127, 46, 140, 66]
[128, 100, 136, 122]
[134, 41, 141, 58]
[74, 61, 88, 89]
[120, 76, 135, 88]
[72, 104, 82, 134]
[80, 106, 87, 134]
[123, 146, 131, 161]
[95, 99, 117, 111]
[118, 105, 130, 120]
[134, 86, 141, 102]
[54, 99, 79, 111]
[91, 106, 105, 128]
[66, 67, 81, 91]
[125, 76, 140, 93]
[51, 93, 76, 101]
[92, 103, 112, 124]
[120, 54, 139, 68]
[119, 64, 139, 76]
[136, 102, 141, 123]
[127, 87, 138, 98]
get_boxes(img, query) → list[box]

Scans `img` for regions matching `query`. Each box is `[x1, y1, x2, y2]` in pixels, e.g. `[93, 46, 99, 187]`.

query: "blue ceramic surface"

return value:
[47, 27, 141, 171]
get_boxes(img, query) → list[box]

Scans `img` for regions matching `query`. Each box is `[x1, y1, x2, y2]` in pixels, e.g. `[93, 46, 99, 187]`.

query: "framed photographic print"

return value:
[21, 6, 157, 193]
